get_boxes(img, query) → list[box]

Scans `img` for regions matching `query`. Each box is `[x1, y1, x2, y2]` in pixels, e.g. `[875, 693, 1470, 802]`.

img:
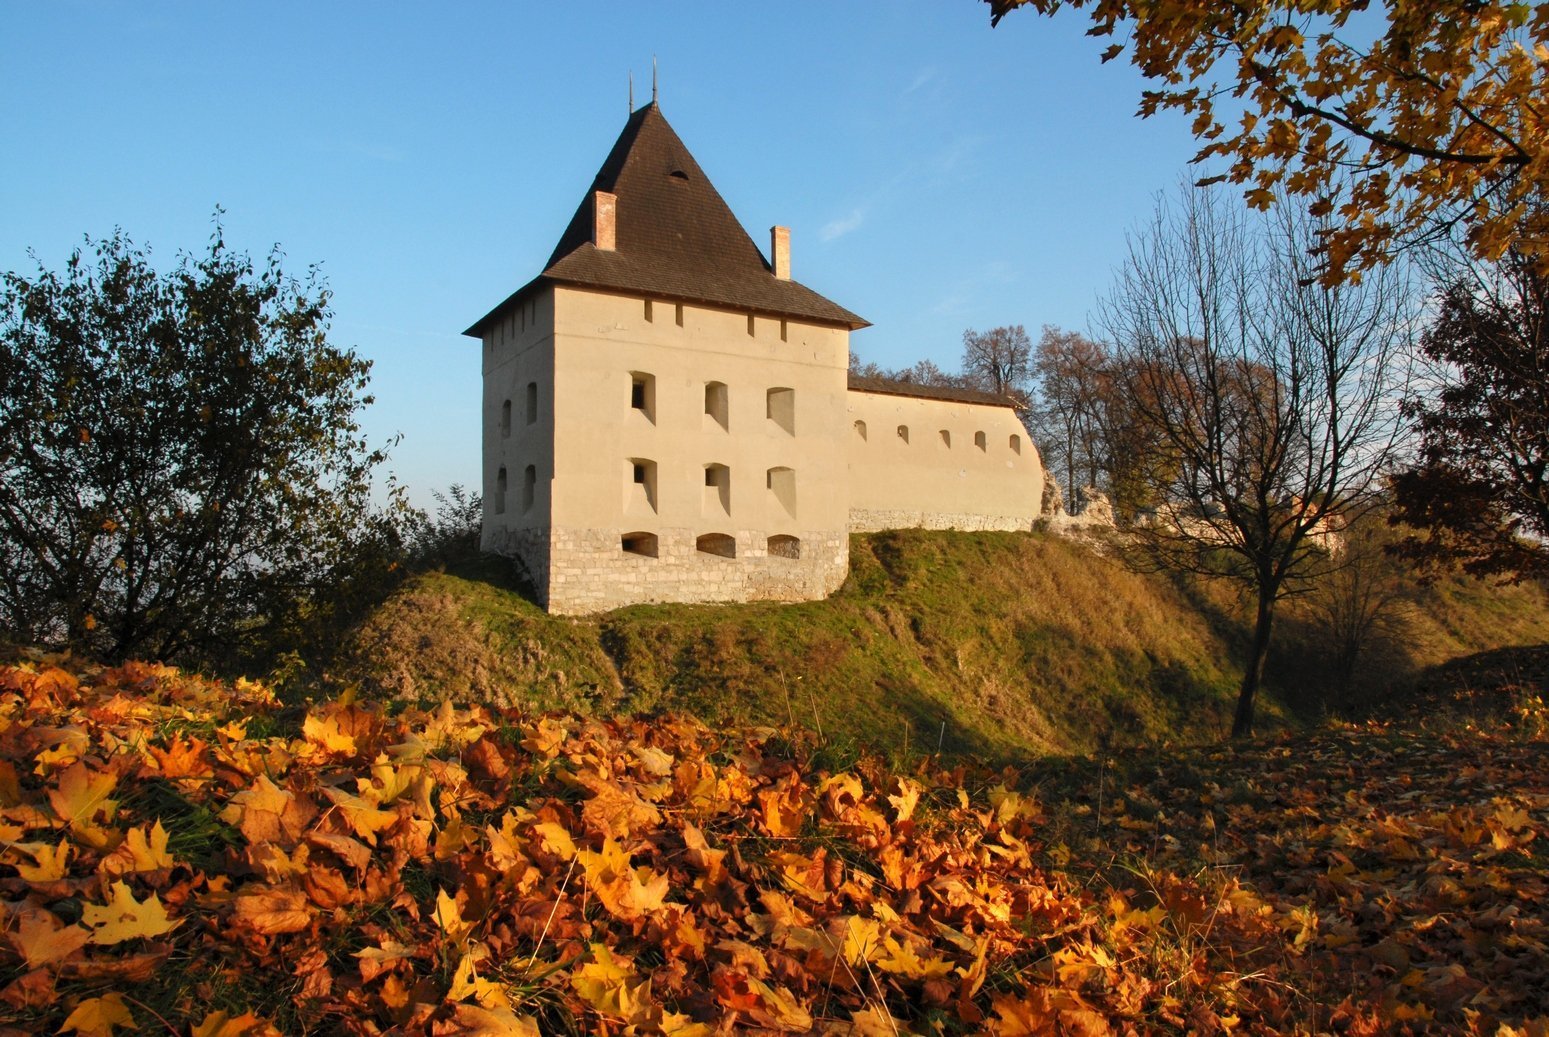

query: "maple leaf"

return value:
[12, 838, 73, 882]
[81, 881, 179, 944]
[320, 786, 398, 843]
[7, 910, 92, 967]
[571, 944, 656, 1027]
[435, 888, 476, 944]
[446, 1003, 542, 1035]
[446, 952, 512, 1009]
[60, 992, 137, 1036]
[576, 837, 672, 920]
[888, 777, 923, 823]
[48, 760, 118, 829]
[232, 886, 314, 935]
[190, 1011, 282, 1037]
[301, 713, 357, 756]
[99, 821, 177, 878]
[354, 939, 417, 983]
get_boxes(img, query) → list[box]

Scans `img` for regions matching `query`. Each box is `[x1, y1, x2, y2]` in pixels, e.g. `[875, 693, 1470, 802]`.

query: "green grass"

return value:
[338, 529, 1549, 760]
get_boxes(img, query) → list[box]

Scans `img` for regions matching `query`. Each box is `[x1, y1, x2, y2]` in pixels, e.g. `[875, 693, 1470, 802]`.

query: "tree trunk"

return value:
[1232, 588, 1277, 738]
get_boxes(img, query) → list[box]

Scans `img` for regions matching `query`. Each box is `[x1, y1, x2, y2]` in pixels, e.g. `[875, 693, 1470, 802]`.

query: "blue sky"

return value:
[3, 2, 1201, 507]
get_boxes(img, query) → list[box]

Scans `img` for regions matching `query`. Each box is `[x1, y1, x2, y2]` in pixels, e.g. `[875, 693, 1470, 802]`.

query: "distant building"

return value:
[465, 103, 1044, 613]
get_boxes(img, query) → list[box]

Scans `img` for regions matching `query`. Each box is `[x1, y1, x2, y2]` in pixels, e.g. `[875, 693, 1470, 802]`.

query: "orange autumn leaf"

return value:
[8, 910, 92, 967]
[81, 882, 178, 944]
[60, 992, 137, 1036]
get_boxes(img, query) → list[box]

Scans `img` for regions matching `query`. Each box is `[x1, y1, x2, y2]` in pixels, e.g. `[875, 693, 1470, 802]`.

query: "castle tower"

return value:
[464, 103, 869, 613]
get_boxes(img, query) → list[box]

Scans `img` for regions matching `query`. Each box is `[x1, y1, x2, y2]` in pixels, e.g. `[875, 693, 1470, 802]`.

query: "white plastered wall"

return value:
[845, 390, 1044, 532]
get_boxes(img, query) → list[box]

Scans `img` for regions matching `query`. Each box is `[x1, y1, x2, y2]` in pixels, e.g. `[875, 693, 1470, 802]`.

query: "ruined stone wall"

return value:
[847, 509, 1032, 534]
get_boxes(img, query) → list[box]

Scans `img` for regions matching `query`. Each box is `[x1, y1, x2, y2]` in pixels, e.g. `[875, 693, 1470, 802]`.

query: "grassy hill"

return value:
[340, 529, 1549, 759]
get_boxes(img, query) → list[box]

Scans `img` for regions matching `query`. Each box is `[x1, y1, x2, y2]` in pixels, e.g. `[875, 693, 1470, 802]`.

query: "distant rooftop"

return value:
[465, 103, 867, 337]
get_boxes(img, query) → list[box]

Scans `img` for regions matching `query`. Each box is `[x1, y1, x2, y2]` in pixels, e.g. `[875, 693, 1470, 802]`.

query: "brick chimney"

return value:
[593, 191, 617, 251]
[771, 225, 790, 280]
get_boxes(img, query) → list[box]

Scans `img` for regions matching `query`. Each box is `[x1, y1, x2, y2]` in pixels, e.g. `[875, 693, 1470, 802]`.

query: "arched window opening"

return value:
[495, 467, 507, 515]
[621, 532, 658, 557]
[939, 429, 951, 448]
[696, 533, 736, 558]
[974, 430, 987, 451]
[1010, 434, 1022, 455]
[897, 425, 910, 444]
[525, 382, 538, 424]
[500, 400, 511, 438]
[767, 534, 801, 560]
[522, 465, 536, 511]
[853, 419, 867, 441]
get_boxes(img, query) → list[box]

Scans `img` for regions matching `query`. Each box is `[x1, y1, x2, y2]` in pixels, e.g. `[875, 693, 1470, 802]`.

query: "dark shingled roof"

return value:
[847, 374, 1017, 408]
[465, 103, 867, 337]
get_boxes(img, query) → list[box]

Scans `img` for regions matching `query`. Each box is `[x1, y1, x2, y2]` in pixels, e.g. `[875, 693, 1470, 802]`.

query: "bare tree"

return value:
[1098, 186, 1413, 738]
[1029, 327, 1106, 502]
[961, 325, 1033, 401]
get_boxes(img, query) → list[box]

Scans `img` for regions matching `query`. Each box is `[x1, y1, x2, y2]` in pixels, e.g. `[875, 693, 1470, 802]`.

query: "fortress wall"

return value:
[844, 390, 1043, 532]
[480, 292, 556, 552]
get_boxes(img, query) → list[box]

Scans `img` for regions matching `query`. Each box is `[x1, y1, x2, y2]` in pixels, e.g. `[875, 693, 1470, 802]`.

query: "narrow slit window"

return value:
[703, 463, 730, 516]
[629, 372, 655, 422]
[854, 419, 867, 441]
[522, 465, 536, 511]
[644, 298, 654, 322]
[626, 458, 658, 512]
[779, 319, 788, 343]
[500, 400, 512, 438]
[525, 382, 538, 424]
[939, 429, 951, 448]
[1010, 434, 1021, 455]
[675, 303, 684, 327]
[897, 425, 910, 444]
[767, 466, 796, 517]
[495, 466, 507, 514]
[704, 381, 728, 430]
[747, 314, 756, 337]
[974, 430, 987, 451]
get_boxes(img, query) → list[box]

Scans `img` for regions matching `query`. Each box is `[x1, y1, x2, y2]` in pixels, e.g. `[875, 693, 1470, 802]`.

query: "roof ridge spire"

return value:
[652, 55, 658, 105]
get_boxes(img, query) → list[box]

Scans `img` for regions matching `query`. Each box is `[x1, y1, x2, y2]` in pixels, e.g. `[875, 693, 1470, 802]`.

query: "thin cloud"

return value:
[904, 67, 937, 95]
[820, 208, 866, 242]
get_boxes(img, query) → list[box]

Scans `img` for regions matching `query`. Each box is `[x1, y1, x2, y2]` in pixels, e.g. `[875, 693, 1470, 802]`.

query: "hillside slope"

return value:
[341, 530, 1549, 758]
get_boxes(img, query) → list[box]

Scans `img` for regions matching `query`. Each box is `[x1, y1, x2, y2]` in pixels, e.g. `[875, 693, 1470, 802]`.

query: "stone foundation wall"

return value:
[483, 526, 552, 605]
[847, 509, 1034, 534]
[543, 526, 849, 615]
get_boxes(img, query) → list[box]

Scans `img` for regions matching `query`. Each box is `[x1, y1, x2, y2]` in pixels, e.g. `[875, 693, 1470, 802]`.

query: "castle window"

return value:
[495, 467, 507, 515]
[897, 425, 910, 444]
[670, 169, 689, 180]
[853, 419, 867, 441]
[696, 533, 736, 558]
[526, 382, 538, 424]
[629, 371, 656, 423]
[675, 303, 684, 327]
[522, 465, 536, 511]
[780, 319, 788, 343]
[974, 430, 987, 451]
[644, 299, 654, 322]
[767, 466, 795, 517]
[939, 429, 951, 448]
[1010, 434, 1022, 455]
[767, 534, 801, 560]
[704, 381, 728, 430]
[621, 531, 658, 557]
[500, 399, 511, 438]
[747, 314, 756, 337]
[703, 463, 730, 516]
[626, 458, 658, 512]
[766, 387, 795, 435]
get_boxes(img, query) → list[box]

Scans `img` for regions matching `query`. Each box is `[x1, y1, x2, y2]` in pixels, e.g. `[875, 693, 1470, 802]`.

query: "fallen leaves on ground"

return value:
[0, 654, 1546, 1034]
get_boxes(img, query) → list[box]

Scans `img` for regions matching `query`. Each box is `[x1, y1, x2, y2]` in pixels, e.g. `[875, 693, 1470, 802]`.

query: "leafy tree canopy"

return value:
[987, 0, 1549, 276]
[0, 222, 401, 664]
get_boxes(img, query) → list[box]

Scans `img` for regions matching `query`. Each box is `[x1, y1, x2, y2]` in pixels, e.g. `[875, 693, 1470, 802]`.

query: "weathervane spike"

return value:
[629, 70, 634, 114]
[652, 55, 658, 104]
